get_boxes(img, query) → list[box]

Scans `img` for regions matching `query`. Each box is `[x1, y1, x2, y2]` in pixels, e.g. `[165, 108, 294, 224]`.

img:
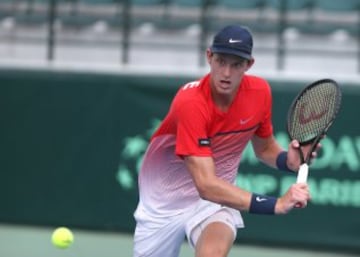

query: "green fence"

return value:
[0, 69, 359, 253]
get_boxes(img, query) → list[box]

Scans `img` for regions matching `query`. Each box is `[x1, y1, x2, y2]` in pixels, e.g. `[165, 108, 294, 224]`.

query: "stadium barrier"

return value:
[0, 0, 359, 71]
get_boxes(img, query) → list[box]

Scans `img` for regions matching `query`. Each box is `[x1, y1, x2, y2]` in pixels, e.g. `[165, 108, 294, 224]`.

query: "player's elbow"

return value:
[196, 181, 216, 202]
[253, 147, 267, 160]
[197, 187, 210, 201]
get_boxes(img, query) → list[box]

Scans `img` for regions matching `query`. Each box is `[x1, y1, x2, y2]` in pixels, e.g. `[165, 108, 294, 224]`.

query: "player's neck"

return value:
[211, 92, 235, 112]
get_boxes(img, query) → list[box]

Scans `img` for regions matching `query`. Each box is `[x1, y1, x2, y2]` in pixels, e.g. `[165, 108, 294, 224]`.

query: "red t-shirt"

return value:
[139, 73, 273, 213]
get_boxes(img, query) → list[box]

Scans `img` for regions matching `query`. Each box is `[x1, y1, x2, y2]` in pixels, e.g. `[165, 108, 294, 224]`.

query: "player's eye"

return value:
[232, 62, 242, 68]
[233, 58, 247, 68]
[216, 57, 226, 66]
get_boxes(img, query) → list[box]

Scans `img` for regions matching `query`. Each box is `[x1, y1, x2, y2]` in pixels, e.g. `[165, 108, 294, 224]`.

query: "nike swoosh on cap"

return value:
[229, 38, 242, 43]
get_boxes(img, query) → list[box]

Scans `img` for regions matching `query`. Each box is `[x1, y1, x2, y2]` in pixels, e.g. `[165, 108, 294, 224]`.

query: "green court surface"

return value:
[1, 223, 358, 257]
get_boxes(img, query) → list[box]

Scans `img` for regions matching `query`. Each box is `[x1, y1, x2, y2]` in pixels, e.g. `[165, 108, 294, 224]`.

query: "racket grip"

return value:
[296, 163, 309, 183]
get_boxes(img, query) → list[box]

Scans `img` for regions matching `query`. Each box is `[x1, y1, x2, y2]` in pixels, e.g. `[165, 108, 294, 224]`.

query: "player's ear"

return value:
[206, 48, 213, 63]
[245, 58, 255, 70]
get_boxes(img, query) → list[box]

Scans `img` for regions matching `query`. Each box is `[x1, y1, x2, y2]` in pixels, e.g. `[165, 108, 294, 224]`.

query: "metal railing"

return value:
[0, 0, 359, 72]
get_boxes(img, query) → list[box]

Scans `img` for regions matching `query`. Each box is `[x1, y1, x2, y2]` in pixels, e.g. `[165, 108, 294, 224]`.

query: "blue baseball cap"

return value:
[210, 25, 253, 60]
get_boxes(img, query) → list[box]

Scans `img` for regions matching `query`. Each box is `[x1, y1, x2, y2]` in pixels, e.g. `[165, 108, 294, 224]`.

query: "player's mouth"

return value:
[220, 79, 230, 84]
[219, 80, 231, 89]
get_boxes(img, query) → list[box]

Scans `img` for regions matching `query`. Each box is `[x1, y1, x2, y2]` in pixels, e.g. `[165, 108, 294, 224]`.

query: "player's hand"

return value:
[275, 183, 311, 214]
[286, 139, 322, 171]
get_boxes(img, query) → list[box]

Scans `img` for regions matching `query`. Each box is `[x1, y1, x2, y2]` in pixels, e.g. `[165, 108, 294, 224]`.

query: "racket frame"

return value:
[286, 78, 342, 183]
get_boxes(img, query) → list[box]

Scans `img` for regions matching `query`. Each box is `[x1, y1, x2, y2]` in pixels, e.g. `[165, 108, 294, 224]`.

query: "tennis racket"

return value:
[287, 78, 342, 184]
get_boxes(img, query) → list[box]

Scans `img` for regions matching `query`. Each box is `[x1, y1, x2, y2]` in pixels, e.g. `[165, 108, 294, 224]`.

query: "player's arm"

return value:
[251, 134, 283, 169]
[184, 155, 310, 214]
[251, 135, 320, 172]
[185, 155, 252, 210]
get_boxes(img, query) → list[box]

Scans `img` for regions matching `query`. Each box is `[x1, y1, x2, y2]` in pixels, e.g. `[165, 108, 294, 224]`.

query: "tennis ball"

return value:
[51, 227, 74, 249]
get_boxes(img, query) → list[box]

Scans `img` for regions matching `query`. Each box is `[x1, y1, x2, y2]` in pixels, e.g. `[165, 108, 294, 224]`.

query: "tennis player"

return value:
[133, 25, 318, 257]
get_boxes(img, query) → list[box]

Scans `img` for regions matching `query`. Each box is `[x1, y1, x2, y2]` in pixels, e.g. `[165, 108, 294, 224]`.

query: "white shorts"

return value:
[133, 199, 244, 257]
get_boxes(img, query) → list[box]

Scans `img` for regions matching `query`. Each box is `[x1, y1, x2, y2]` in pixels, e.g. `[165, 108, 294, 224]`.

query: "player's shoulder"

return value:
[242, 74, 271, 91]
[175, 76, 208, 100]
[171, 76, 209, 113]
[179, 78, 204, 95]
[181, 80, 202, 91]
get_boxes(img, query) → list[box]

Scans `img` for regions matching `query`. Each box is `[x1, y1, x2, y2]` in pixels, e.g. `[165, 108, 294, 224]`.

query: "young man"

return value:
[133, 25, 316, 257]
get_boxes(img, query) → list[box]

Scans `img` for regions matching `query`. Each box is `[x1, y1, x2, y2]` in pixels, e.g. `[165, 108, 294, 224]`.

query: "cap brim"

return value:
[210, 46, 252, 60]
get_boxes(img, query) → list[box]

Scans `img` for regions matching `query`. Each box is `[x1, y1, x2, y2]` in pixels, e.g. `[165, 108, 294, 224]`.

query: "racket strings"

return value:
[289, 82, 340, 143]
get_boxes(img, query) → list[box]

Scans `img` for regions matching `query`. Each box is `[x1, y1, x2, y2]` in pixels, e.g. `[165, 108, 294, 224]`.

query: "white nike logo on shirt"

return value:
[240, 117, 253, 125]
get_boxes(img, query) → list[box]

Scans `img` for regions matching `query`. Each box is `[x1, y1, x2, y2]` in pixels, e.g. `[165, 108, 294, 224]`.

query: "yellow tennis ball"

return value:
[51, 227, 74, 249]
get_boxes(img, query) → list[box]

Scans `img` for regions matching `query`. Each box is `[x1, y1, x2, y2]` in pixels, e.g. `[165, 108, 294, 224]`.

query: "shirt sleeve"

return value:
[255, 81, 273, 138]
[174, 100, 213, 157]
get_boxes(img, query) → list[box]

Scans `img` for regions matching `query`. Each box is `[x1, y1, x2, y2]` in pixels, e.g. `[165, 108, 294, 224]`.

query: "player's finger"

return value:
[309, 145, 321, 163]
[309, 152, 317, 164]
[296, 182, 308, 189]
[294, 199, 308, 208]
[294, 202, 302, 208]
[291, 139, 300, 148]
[299, 200, 307, 208]
[295, 184, 311, 199]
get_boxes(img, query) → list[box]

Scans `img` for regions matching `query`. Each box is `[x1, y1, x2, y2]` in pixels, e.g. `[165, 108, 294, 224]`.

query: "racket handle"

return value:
[296, 163, 309, 183]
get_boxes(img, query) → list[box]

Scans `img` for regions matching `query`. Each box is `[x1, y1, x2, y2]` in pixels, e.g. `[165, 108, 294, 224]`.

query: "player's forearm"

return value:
[185, 155, 283, 214]
[256, 149, 283, 169]
[252, 135, 284, 169]
[199, 179, 291, 215]
[197, 176, 252, 211]
[185, 156, 252, 211]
